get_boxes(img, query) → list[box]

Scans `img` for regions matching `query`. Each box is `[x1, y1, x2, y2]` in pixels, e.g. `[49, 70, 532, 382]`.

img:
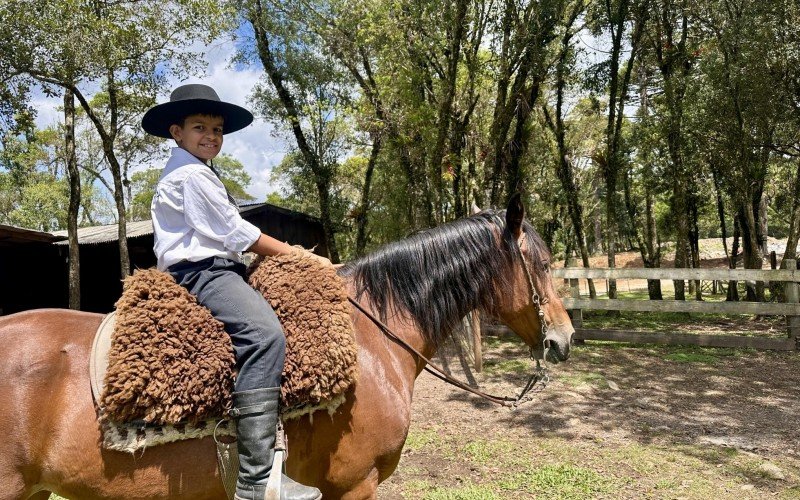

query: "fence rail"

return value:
[553, 267, 800, 282]
[549, 260, 800, 351]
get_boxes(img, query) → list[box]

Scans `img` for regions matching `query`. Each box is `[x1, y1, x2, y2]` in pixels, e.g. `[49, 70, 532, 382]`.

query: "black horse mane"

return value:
[340, 210, 551, 347]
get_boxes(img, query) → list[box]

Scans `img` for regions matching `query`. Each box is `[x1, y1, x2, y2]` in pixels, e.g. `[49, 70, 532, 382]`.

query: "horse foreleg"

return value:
[338, 468, 380, 500]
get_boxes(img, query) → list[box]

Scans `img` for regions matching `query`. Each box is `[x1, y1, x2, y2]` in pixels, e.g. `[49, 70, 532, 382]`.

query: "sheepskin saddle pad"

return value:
[93, 252, 358, 450]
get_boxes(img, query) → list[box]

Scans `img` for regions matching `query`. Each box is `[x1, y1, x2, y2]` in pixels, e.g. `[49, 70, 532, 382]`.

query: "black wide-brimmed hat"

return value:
[141, 84, 254, 139]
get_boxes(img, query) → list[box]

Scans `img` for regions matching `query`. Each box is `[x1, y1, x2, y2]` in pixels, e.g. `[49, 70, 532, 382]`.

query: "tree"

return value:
[0, 0, 228, 280]
[644, 0, 697, 301]
[542, 0, 599, 298]
[585, 0, 649, 300]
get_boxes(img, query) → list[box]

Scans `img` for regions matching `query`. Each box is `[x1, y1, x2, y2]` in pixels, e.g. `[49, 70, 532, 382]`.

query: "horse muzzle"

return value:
[543, 328, 573, 363]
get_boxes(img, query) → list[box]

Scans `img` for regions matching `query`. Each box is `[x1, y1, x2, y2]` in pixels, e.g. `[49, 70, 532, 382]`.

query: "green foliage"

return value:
[128, 168, 161, 221]
[0, 0, 797, 267]
[213, 154, 255, 203]
[0, 126, 69, 230]
[663, 352, 719, 364]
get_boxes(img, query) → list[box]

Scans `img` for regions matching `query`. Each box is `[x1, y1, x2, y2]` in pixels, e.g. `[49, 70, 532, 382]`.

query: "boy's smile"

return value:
[169, 114, 224, 162]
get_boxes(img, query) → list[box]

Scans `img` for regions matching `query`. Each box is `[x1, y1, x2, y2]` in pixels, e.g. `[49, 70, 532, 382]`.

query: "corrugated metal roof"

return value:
[53, 220, 154, 245]
[51, 202, 319, 245]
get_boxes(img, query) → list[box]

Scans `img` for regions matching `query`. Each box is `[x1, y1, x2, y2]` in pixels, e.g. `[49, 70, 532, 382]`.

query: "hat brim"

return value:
[141, 99, 254, 138]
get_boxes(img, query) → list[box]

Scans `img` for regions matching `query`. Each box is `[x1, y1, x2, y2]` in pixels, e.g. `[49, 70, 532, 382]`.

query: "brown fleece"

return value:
[101, 269, 235, 424]
[102, 253, 358, 425]
[248, 252, 359, 410]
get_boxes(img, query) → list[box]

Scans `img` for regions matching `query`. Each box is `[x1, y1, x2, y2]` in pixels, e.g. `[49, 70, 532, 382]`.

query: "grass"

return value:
[663, 351, 720, 363]
[560, 370, 606, 387]
[579, 289, 784, 335]
[463, 439, 515, 463]
[403, 481, 503, 499]
[405, 427, 445, 451]
[482, 359, 531, 375]
[501, 463, 616, 498]
[389, 413, 800, 499]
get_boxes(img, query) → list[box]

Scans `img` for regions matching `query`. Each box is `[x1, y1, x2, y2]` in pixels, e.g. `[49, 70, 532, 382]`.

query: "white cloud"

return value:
[28, 35, 290, 201]
[31, 96, 62, 130]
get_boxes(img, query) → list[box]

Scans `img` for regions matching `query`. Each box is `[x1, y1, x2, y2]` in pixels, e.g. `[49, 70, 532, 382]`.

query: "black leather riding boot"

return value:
[232, 388, 322, 500]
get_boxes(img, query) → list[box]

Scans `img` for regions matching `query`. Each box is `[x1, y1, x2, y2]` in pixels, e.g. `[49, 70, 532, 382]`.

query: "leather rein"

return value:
[348, 235, 551, 409]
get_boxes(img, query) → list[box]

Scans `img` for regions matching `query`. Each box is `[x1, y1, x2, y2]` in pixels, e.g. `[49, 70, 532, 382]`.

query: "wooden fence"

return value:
[550, 259, 800, 351]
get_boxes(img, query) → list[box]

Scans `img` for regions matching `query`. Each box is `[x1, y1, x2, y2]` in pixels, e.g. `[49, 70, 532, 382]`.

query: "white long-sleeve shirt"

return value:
[151, 147, 261, 271]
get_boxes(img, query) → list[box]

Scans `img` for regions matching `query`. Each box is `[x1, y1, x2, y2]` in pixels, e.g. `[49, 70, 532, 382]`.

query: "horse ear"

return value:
[470, 202, 481, 215]
[505, 193, 525, 239]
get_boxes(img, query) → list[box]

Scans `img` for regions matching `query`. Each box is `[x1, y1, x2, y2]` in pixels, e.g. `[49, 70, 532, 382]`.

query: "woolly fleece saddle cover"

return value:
[97, 253, 359, 428]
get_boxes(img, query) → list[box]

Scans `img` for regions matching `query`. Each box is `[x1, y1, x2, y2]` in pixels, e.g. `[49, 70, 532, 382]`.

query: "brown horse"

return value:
[0, 197, 574, 499]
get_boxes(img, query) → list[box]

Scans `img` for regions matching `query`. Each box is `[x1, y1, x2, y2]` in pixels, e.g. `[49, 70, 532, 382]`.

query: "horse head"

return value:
[493, 194, 575, 364]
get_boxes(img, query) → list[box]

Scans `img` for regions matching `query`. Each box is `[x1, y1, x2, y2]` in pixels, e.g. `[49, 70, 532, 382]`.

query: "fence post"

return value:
[566, 257, 584, 344]
[781, 258, 800, 347]
[470, 310, 483, 372]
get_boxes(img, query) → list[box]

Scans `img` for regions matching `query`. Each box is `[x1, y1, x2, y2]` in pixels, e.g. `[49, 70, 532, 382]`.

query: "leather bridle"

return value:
[349, 232, 551, 408]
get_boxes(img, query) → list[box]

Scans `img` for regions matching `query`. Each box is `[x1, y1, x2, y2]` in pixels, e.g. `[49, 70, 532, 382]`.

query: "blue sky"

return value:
[30, 35, 288, 201]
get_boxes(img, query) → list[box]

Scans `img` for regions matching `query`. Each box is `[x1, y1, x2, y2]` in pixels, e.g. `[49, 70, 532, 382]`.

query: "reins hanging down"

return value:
[348, 297, 549, 409]
[346, 232, 553, 408]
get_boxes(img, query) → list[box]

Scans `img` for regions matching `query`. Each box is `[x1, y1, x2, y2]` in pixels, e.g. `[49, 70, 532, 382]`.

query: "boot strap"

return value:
[228, 402, 269, 418]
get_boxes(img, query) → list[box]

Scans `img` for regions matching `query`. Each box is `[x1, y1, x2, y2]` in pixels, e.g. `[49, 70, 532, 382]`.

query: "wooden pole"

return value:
[782, 259, 800, 347]
[567, 257, 584, 345]
[470, 310, 482, 372]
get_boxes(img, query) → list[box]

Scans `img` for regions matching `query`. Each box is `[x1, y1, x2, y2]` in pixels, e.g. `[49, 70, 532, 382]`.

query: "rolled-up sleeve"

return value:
[182, 170, 261, 252]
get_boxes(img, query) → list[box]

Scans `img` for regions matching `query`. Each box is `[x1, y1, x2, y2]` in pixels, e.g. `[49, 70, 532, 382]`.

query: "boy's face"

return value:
[169, 114, 224, 162]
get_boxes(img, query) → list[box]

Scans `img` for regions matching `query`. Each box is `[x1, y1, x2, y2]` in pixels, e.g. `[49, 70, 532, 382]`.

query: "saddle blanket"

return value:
[92, 252, 359, 452]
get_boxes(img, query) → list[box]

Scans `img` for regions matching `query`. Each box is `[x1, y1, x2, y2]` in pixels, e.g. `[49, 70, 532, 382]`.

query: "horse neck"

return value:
[345, 256, 498, 361]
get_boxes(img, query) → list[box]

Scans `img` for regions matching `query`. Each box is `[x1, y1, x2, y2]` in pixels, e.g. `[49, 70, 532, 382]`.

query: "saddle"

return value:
[91, 253, 359, 452]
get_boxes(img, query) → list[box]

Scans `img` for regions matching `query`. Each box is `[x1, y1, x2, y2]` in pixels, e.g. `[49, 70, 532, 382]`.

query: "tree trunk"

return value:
[781, 158, 800, 263]
[250, 3, 340, 261]
[64, 89, 81, 310]
[106, 145, 130, 278]
[485, 0, 514, 206]
[430, 0, 468, 222]
[543, 12, 595, 298]
[644, 184, 663, 299]
[727, 214, 741, 302]
[689, 196, 702, 300]
[355, 134, 381, 256]
[711, 166, 730, 262]
[739, 202, 763, 301]
[652, 0, 691, 301]
[70, 79, 130, 280]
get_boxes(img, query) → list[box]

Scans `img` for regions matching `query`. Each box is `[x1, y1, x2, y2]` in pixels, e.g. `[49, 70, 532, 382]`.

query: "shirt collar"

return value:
[163, 147, 210, 176]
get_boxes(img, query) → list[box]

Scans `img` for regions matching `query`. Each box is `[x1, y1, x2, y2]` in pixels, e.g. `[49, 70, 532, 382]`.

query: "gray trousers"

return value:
[168, 257, 285, 391]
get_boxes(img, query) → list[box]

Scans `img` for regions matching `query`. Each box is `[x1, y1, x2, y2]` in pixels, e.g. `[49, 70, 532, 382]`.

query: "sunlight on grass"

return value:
[501, 462, 617, 499]
[663, 352, 720, 363]
[404, 427, 443, 451]
[404, 479, 503, 499]
[463, 439, 515, 464]
[482, 359, 530, 375]
[420, 484, 502, 500]
[560, 370, 605, 387]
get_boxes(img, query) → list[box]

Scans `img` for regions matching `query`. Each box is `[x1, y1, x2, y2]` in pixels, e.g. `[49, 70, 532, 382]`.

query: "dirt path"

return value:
[378, 337, 800, 499]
